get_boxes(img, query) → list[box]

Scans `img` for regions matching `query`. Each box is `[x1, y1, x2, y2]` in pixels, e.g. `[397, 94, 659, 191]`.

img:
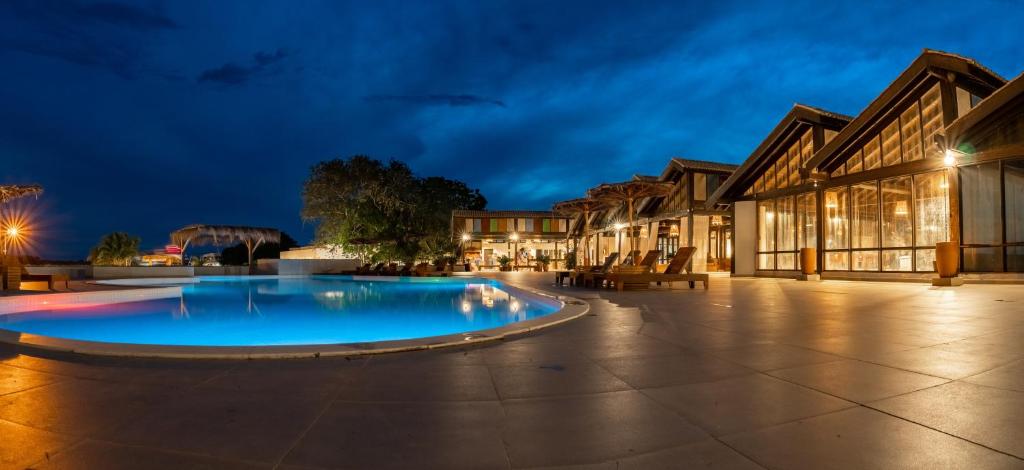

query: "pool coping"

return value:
[0, 276, 590, 360]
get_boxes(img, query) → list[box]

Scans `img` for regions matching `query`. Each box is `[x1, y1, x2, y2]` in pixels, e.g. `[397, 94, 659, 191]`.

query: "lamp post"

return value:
[460, 233, 470, 263]
[2, 225, 19, 257]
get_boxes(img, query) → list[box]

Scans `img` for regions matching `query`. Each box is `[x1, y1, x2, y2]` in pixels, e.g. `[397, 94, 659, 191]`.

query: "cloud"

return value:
[74, 2, 178, 30]
[197, 48, 290, 85]
[364, 94, 507, 108]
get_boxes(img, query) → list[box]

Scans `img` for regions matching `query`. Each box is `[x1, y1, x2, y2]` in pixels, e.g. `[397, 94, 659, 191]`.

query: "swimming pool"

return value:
[0, 276, 564, 348]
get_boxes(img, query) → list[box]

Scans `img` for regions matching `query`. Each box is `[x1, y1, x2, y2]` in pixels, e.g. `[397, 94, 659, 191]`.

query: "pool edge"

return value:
[0, 277, 590, 360]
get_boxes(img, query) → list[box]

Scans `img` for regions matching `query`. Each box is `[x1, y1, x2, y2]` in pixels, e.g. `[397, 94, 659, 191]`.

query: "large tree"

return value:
[302, 156, 485, 262]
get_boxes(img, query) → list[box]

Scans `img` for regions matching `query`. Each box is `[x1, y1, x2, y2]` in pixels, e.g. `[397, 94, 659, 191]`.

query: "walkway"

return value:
[2, 274, 1024, 469]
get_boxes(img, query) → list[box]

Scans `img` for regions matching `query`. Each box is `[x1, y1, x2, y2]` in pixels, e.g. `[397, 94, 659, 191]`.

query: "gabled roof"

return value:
[666, 158, 739, 174]
[806, 49, 1006, 172]
[706, 103, 852, 206]
[946, 71, 1024, 147]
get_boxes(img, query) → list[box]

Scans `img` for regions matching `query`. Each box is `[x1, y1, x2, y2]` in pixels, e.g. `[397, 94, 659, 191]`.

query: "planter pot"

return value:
[935, 241, 959, 278]
[800, 248, 817, 275]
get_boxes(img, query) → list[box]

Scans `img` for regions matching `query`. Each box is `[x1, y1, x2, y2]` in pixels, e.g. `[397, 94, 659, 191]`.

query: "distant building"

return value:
[451, 210, 571, 270]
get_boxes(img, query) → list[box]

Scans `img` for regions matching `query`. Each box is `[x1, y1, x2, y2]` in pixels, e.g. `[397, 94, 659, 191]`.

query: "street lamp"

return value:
[2, 224, 21, 257]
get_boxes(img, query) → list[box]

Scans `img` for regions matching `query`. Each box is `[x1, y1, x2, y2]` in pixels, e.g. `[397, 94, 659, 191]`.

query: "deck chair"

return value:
[580, 252, 620, 287]
[600, 250, 662, 289]
[603, 247, 709, 291]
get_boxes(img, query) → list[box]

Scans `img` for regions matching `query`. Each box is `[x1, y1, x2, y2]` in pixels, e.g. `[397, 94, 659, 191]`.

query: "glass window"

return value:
[916, 249, 936, 272]
[776, 158, 788, 189]
[961, 163, 1002, 249]
[789, 143, 801, 187]
[847, 149, 864, 174]
[882, 249, 913, 271]
[756, 176, 765, 194]
[801, 129, 814, 165]
[824, 129, 838, 144]
[1006, 161, 1024, 272]
[694, 173, 707, 200]
[765, 165, 775, 191]
[824, 188, 849, 250]
[920, 83, 943, 160]
[777, 253, 796, 270]
[851, 183, 879, 248]
[758, 200, 776, 253]
[881, 177, 912, 247]
[863, 136, 882, 171]
[797, 192, 817, 249]
[881, 120, 902, 166]
[777, 196, 796, 252]
[914, 171, 949, 248]
[852, 251, 879, 271]
[825, 251, 849, 270]
[900, 102, 923, 162]
[759, 253, 775, 270]
[831, 165, 845, 178]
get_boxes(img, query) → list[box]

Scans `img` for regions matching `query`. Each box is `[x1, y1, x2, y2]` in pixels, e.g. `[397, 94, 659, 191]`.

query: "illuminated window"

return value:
[776, 158, 788, 189]
[881, 120, 902, 166]
[920, 83, 943, 160]
[914, 171, 949, 272]
[800, 129, 814, 165]
[847, 149, 864, 174]
[900, 102, 923, 162]
[851, 183, 879, 249]
[824, 188, 849, 251]
[862, 136, 882, 171]
[797, 192, 817, 249]
[765, 165, 775, 191]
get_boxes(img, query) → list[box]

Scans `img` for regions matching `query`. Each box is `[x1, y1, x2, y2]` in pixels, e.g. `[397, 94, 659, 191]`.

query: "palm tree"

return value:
[89, 232, 141, 266]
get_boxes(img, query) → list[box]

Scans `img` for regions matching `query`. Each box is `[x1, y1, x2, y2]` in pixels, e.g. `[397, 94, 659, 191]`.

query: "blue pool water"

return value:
[0, 276, 561, 346]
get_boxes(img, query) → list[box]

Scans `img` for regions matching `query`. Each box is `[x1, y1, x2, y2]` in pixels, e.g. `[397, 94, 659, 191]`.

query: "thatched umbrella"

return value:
[0, 184, 43, 204]
[588, 180, 674, 263]
[553, 197, 608, 267]
[171, 224, 280, 273]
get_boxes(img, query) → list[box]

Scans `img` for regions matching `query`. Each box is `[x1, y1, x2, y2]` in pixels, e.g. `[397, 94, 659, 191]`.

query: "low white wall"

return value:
[733, 200, 756, 276]
[273, 259, 360, 275]
[194, 266, 250, 276]
[24, 265, 93, 279]
[92, 266, 195, 279]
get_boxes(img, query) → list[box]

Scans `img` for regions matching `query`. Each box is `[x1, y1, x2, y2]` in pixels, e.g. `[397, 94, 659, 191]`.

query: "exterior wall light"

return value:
[943, 149, 958, 167]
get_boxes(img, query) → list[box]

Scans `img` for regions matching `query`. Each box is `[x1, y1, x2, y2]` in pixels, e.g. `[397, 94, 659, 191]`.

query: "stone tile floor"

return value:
[2, 273, 1024, 469]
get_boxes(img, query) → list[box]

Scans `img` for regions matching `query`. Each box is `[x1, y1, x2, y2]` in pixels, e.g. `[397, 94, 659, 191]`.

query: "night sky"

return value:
[2, 0, 1022, 259]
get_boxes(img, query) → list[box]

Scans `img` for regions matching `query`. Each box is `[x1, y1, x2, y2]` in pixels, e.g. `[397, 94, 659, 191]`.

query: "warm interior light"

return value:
[510, 232, 519, 241]
[613, 222, 627, 231]
[943, 149, 957, 167]
[895, 201, 909, 216]
[461, 233, 470, 241]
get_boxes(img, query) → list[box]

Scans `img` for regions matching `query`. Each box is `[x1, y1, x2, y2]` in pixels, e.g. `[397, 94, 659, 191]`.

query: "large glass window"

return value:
[776, 158, 788, 189]
[788, 144, 801, 187]
[961, 163, 1002, 271]
[847, 149, 863, 174]
[1007, 161, 1024, 272]
[797, 192, 817, 249]
[758, 200, 775, 254]
[914, 171, 949, 249]
[800, 129, 814, 165]
[851, 183, 879, 249]
[881, 177, 913, 270]
[900, 103, 923, 162]
[824, 188, 849, 251]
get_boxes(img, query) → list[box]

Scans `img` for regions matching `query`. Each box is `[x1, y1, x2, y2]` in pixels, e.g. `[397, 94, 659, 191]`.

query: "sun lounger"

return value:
[596, 250, 662, 289]
[4, 266, 70, 291]
[603, 247, 708, 291]
[580, 252, 621, 287]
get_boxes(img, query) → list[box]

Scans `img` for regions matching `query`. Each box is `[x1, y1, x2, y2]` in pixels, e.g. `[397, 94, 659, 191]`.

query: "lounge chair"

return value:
[580, 252, 620, 287]
[621, 250, 642, 266]
[603, 247, 708, 291]
[598, 250, 662, 289]
[3, 266, 70, 291]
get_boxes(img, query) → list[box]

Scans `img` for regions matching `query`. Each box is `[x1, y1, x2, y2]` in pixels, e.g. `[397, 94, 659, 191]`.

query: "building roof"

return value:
[946, 71, 1024, 147]
[668, 158, 739, 174]
[806, 49, 1007, 172]
[452, 210, 564, 218]
[706, 103, 851, 206]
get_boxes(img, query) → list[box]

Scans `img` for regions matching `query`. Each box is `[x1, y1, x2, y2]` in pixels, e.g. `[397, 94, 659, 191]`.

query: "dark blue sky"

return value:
[2, 0, 1022, 259]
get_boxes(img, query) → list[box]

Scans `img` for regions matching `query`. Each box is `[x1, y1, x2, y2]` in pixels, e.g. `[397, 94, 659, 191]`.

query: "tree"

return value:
[88, 232, 141, 266]
[302, 156, 487, 263]
[220, 232, 299, 265]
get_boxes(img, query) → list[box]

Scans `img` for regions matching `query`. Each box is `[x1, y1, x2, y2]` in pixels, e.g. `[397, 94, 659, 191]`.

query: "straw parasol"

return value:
[171, 224, 280, 272]
[552, 197, 608, 267]
[587, 180, 674, 263]
[0, 184, 43, 204]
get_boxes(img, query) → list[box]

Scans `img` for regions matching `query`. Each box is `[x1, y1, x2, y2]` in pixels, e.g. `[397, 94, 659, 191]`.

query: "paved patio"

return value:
[2, 274, 1024, 469]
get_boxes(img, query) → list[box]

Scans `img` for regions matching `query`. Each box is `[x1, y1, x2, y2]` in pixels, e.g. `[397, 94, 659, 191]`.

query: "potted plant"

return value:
[497, 255, 512, 272]
[566, 251, 577, 271]
[535, 254, 551, 272]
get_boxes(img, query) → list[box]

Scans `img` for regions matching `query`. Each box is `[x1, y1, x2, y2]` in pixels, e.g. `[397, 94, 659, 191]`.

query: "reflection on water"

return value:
[0, 277, 559, 346]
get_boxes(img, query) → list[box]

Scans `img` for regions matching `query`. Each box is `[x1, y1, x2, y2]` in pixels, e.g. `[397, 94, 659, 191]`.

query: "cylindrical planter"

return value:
[800, 248, 817, 275]
[935, 241, 959, 278]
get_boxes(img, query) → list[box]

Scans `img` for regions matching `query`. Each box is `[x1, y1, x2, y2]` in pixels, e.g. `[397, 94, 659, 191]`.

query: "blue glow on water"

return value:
[0, 276, 561, 346]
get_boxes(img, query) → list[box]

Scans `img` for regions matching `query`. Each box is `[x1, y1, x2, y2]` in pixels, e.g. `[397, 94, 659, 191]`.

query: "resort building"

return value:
[710, 49, 1017, 279]
[451, 210, 571, 270]
[579, 158, 738, 272]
